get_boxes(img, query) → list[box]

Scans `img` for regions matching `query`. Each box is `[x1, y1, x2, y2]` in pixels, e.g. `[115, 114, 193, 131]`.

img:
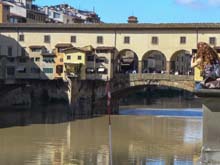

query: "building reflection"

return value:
[0, 111, 202, 165]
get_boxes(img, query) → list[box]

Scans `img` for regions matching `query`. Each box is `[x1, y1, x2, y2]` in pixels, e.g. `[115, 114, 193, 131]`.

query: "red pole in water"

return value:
[106, 77, 113, 165]
[106, 77, 111, 124]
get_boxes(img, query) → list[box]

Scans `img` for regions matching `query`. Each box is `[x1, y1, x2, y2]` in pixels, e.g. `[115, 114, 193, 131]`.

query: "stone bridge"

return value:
[110, 73, 195, 96]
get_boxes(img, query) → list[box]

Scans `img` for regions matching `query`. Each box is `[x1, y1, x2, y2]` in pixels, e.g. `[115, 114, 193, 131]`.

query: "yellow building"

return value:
[63, 46, 94, 80]
[0, 2, 10, 23]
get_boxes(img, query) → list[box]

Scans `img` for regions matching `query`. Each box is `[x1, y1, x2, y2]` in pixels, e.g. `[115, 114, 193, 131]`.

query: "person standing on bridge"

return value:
[191, 42, 220, 89]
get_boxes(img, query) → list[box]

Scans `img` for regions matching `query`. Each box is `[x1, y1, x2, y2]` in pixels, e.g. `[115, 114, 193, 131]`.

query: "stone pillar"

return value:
[138, 60, 142, 74]
[195, 90, 220, 164]
[166, 61, 170, 74]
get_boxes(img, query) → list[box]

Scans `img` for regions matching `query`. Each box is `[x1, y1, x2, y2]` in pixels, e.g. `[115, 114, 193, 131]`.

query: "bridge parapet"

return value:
[112, 73, 195, 93]
[114, 73, 194, 81]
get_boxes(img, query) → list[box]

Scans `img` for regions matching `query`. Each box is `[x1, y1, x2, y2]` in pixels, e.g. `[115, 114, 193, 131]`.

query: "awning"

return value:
[97, 67, 105, 72]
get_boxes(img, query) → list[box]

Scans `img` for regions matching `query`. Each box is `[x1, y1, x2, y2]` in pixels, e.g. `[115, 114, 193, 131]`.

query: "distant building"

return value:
[0, 1, 10, 23]
[41, 4, 100, 24]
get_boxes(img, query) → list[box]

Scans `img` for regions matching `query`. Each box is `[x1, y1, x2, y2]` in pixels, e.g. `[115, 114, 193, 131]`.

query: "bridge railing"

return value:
[114, 73, 194, 81]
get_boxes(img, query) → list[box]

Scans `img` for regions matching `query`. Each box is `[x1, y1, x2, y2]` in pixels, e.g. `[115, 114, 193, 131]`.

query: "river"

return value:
[0, 91, 202, 165]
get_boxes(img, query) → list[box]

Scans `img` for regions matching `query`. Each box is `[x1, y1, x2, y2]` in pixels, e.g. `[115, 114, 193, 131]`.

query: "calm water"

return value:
[0, 109, 202, 165]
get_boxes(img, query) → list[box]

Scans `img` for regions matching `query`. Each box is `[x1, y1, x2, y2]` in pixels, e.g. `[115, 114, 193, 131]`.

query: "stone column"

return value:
[166, 61, 170, 74]
[138, 60, 142, 74]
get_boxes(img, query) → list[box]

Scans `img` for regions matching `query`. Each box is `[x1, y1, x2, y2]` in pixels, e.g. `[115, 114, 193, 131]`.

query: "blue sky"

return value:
[36, 0, 220, 23]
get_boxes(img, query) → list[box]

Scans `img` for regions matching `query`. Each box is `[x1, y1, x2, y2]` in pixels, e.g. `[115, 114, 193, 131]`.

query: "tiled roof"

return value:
[2, 23, 220, 30]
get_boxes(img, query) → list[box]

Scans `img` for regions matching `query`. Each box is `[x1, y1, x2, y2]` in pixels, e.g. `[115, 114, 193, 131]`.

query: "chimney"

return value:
[127, 16, 138, 24]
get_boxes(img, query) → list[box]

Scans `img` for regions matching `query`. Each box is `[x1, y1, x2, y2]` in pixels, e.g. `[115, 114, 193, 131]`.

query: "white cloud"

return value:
[175, 0, 205, 8]
[208, 0, 220, 6]
[176, 0, 196, 5]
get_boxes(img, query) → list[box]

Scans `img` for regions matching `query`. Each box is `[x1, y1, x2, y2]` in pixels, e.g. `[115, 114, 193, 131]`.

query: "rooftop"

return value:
[2, 23, 220, 30]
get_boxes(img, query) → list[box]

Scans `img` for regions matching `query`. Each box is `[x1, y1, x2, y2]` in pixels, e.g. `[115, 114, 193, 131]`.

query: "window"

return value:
[78, 56, 82, 60]
[7, 66, 15, 75]
[209, 37, 216, 45]
[124, 36, 130, 44]
[35, 57, 40, 62]
[71, 36, 76, 43]
[67, 55, 71, 60]
[96, 57, 106, 63]
[86, 68, 95, 74]
[31, 68, 40, 73]
[44, 35, 50, 43]
[87, 55, 95, 61]
[19, 58, 26, 63]
[60, 58, 63, 62]
[21, 47, 26, 56]
[97, 36, 103, 44]
[31, 48, 42, 52]
[56, 65, 63, 74]
[19, 34, 24, 41]
[30, 57, 34, 62]
[43, 68, 53, 74]
[54, 12, 60, 18]
[8, 46, 12, 56]
[152, 36, 158, 45]
[180, 36, 186, 44]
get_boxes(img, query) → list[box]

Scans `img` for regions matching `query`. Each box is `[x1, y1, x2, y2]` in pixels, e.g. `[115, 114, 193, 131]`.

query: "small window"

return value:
[56, 65, 63, 74]
[30, 57, 34, 62]
[21, 47, 26, 56]
[124, 36, 130, 44]
[31, 48, 42, 52]
[152, 36, 158, 45]
[67, 55, 71, 60]
[43, 68, 53, 74]
[35, 57, 40, 62]
[180, 36, 186, 44]
[19, 34, 24, 41]
[71, 36, 76, 43]
[7, 66, 15, 75]
[209, 37, 216, 45]
[60, 58, 63, 62]
[87, 55, 94, 61]
[44, 35, 50, 43]
[8, 46, 12, 56]
[97, 36, 103, 44]
[78, 56, 82, 60]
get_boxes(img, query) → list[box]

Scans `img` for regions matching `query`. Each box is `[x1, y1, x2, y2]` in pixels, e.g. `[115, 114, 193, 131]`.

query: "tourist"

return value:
[191, 42, 220, 89]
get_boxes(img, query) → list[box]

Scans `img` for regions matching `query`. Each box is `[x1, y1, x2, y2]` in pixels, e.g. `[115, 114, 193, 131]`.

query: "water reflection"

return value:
[0, 110, 202, 165]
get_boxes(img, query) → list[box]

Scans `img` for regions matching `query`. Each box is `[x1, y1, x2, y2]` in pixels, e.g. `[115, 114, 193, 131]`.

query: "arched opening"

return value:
[170, 50, 192, 75]
[142, 50, 166, 73]
[116, 49, 139, 73]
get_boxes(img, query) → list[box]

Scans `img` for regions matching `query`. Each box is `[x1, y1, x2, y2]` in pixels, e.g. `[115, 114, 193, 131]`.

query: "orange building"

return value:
[54, 43, 73, 79]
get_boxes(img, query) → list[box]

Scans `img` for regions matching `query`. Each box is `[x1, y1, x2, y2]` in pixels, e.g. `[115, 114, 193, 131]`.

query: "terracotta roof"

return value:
[55, 43, 73, 48]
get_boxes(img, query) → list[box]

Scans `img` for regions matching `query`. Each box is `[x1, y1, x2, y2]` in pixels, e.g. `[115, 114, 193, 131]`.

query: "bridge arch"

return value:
[170, 50, 192, 75]
[116, 49, 139, 73]
[142, 50, 166, 73]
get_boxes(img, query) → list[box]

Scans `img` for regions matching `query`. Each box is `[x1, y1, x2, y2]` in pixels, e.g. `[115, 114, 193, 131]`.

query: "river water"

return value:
[0, 92, 203, 165]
